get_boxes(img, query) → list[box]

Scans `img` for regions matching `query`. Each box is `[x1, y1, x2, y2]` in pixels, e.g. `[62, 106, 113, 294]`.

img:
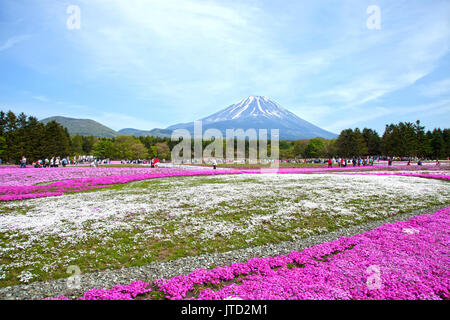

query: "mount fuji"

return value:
[167, 96, 337, 140]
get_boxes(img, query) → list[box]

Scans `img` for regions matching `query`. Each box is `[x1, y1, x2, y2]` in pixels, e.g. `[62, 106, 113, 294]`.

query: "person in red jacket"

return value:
[153, 157, 159, 168]
[328, 158, 332, 168]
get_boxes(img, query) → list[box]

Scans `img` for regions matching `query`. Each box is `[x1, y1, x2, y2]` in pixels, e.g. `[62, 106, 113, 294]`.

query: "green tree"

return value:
[82, 136, 96, 154]
[442, 128, 450, 158]
[430, 129, 445, 159]
[22, 116, 46, 161]
[42, 121, 71, 158]
[71, 135, 84, 155]
[336, 129, 357, 157]
[415, 120, 431, 158]
[362, 128, 380, 155]
[4, 111, 19, 162]
[0, 136, 6, 159]
[150, 146, 158, 158]
[354, 128, 368, 156]
[304, 138, 325, 158]
[130, 142, 148, 159]
[155, 142, 171, 160]
[293, 139, 308, 158]
[93, 139, 115, 159]
[324, 139, 337, 157]
[113, 135, 147, 159]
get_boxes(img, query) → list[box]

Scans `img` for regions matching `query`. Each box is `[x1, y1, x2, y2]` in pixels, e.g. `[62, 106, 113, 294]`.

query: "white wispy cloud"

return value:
[325, 99, 450, 132]
[59, 0, 336, 115]
[0, 34, 30, 51]
[325, 107, 393, 132]
[420, 79, 450, 97]
[32, 95, 49, 102]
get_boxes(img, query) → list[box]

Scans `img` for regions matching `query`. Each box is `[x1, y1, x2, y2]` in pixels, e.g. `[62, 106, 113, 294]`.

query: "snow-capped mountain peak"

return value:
[167, 96, 338, 140]
[202, 96, 291, 123]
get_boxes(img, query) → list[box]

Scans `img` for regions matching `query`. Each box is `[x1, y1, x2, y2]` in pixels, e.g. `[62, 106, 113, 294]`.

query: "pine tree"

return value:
[336, 129, 358, 157]
[430, 129, 445, 159]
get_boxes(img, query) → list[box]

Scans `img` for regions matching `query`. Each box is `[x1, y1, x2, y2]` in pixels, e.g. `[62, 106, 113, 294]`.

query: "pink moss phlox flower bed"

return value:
[0, 168, 243, 201]
[238, 167, 450, 181]
[44, 280, 151, 300]
[0, 167, 220, 186]
[46, 207, 450, 300]
[1, 165, 448, 201]
[317, 171, 450, 181]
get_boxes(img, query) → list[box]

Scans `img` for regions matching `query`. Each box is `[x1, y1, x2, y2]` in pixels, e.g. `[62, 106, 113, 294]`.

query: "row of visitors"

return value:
[31, 157, 69, 168]
[327, 157, 376, 168]
[119, 158, 161, 167]
[18, 156, 71, 168]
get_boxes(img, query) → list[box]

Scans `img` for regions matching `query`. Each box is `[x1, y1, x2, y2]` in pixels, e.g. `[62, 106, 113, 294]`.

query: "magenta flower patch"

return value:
[46, 207, 450, 300]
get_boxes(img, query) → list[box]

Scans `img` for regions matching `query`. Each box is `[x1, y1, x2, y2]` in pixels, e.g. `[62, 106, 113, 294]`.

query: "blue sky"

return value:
[0, 0, 449, 135]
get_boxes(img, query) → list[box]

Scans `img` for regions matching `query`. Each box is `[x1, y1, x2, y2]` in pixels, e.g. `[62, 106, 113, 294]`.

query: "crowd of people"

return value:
[24, 155, 102, 168]
[21, 156, 71, 168]
[326, 156, 376, 168]
[17, 155, 163, 168]
[13, 154, 446, 169]
[119, 158, 161, 167]
[325, 156, 440, 168]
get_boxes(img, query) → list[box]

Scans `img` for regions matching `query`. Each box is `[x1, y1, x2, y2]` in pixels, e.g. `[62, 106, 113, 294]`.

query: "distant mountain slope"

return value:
[118, 128, 173, 138]
[40, 116, 118, 138]
[41, 96, 337, 140]
[167, 96, 337, 140]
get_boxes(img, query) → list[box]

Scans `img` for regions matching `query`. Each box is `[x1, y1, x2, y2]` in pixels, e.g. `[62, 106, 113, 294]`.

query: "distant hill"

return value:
[118, 128, 173, 138]
[40, 116, 118, 138]
[40, 116, 173, 138]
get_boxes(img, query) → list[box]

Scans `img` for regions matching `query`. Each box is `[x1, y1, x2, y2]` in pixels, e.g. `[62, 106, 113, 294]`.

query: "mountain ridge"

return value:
[118, 128, 172, 138]
[40, 116, 118, 138]
[40, 96, 337, 140]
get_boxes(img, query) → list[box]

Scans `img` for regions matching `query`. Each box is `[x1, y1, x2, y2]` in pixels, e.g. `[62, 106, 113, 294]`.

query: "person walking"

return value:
[213, 159, 217, 170]
[20, 156, 27, 168]
[327, 158, 332, 168]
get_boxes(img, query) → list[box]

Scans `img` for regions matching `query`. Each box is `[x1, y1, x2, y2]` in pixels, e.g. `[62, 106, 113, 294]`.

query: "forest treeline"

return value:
[1, 110, 449, 163]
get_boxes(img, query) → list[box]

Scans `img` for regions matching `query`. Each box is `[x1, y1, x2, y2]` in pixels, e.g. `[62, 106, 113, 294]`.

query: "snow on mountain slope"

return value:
[202, 96, 289, 123]
[167, 96, 337, 140]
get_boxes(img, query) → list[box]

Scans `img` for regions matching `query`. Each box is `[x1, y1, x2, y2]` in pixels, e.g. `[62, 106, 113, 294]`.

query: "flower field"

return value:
[0, 166, 240, 201]
[1, 164, 448, 201]
[48, 206, 450, 300]
[0, 164, 449, 299]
